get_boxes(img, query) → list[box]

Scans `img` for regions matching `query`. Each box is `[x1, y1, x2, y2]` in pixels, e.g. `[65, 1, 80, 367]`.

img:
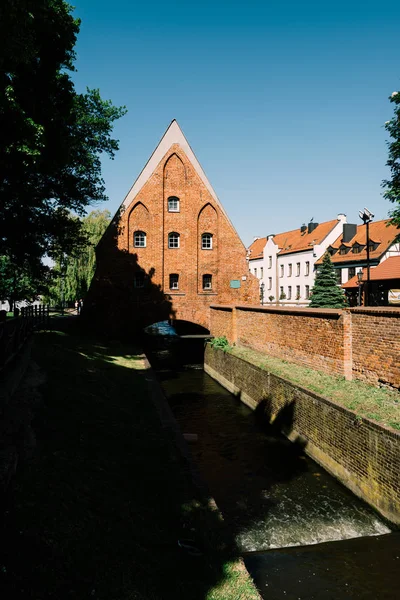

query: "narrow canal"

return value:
[144, 323, 399, 599]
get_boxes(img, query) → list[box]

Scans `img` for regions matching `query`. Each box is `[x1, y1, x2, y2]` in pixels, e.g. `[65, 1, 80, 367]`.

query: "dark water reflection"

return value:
[159, 368, 390, 552]
[144, 325, 398, 598]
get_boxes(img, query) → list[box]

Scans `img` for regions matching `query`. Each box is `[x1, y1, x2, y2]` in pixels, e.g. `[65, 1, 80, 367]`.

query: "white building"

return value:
[248, 214, 347, 305]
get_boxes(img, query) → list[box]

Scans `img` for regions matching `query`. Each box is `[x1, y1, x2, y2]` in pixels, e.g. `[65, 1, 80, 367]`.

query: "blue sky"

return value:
[71, 0, 400, 246]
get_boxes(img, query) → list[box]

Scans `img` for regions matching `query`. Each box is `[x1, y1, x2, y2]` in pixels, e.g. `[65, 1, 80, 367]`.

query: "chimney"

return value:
[308, 221, 319, 233]
[253, 236, 260, 242]
[300, 223, 307, 233]
[342, 223, 357, 243]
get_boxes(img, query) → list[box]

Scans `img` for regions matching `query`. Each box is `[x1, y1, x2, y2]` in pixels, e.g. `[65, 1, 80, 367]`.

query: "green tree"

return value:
[309, 252, 346, 309]
[47, 210, 111, 305]
[0, 0, 126, 273]
[0, 255, 49, 311]
[383, 90, 400, 225]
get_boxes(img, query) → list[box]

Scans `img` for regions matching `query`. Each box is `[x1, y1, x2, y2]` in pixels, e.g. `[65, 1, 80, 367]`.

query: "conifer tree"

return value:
[309, 252, 346, 308]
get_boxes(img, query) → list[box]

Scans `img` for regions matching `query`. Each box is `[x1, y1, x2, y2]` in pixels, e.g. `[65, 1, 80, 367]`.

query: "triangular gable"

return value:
[120, 119, 235, 231]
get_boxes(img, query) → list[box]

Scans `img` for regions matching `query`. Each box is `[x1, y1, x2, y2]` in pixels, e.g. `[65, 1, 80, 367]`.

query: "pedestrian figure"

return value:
[75, 300, 79, 314]
[77, 299, 82, 315]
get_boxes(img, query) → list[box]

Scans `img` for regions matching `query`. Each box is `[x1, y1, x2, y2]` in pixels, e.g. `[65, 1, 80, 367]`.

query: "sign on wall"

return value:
[230, 280, 241, 288]
[388, 289, 400, 305]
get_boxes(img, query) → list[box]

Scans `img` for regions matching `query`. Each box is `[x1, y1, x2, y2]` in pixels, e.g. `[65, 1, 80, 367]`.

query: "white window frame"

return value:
[296, 262, 300, 276]
[288, 286, 292, 300]
[305, 261, 310, 276]
[280, 264, 284, 277]
[268, 277, 272, 290]
[201, 233, 213, 250]
[203, 274, 212, 290]
[268, 256, 272, 269]
[169, 273, 179, 290]
[168, 196, 180, 212]
[168, 232, 180, 249]
[134, 231, 146, 248]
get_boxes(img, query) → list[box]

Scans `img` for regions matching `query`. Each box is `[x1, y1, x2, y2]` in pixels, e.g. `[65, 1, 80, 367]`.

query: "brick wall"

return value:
[350, 308, 400, 388]
[205, 345, 400, 524]
[210, 305, 400, 387]
[86, 142, 259, 334]
[211, 305, 348, 377]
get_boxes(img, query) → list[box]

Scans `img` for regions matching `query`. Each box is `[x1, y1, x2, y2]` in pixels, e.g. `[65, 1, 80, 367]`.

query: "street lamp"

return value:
[260, 282, 265, 305]
[358, 207, 374, 307]
[357, 270, 363, 306]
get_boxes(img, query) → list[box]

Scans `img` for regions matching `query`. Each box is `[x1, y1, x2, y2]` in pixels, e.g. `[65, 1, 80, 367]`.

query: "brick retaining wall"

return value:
[204, 345, 400, 525]
[350, 308, 400, 388]
[210, 305, 400, 388]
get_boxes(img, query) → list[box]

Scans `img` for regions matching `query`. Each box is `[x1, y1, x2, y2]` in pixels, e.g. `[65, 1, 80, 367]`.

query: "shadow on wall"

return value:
[81, 208, 175, 338]
[254, 396, 308, 469]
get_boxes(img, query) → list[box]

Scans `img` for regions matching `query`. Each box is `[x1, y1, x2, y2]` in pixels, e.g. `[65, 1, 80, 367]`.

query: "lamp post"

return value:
[357, 270, 363, 306]
[260, 282, 265, 306]
[358, 207, 374, 307]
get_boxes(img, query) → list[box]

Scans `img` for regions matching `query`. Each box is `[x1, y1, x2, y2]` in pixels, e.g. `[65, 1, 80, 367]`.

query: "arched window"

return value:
[201, 233, 213, 250]
[168, 232, 180, 249]
[168, 196, 180, 212]
[203, 274, 212, 290]
[134, 231, 146, 248]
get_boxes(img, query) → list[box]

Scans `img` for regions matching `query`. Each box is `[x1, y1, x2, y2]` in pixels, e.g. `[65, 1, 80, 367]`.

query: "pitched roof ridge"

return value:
[114, 120, 244, 248]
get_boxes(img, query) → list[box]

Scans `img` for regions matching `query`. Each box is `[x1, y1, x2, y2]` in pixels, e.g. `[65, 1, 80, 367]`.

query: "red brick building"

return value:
[85, 120, 258, 334]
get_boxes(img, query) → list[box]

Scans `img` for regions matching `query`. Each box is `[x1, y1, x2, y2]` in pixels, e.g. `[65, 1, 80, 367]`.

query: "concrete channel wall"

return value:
[204, 345, 400, 525]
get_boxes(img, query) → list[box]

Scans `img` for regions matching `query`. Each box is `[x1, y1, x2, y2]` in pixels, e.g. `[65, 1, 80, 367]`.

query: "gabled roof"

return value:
[318, 219, 400, 265]
[248, 219, 340, 260]
[120, 119, 234, 227]
[248, 237, 268, 260]
[342, 256, 400, 288]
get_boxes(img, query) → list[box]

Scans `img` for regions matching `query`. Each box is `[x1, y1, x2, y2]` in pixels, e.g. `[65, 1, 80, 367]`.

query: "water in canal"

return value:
[144, 323, 399, 598]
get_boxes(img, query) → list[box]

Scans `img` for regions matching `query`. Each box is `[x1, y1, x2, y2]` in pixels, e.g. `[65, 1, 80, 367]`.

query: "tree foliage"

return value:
[0, 255, 49, 311]
[0, 0, 126, 271]
[48, 210, 111, 305]
[309, 252, 346, 309]
[383, 90, 400, 225]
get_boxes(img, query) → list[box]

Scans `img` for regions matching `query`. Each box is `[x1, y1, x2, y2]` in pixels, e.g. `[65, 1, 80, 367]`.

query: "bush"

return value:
[209, 336, 232, 352]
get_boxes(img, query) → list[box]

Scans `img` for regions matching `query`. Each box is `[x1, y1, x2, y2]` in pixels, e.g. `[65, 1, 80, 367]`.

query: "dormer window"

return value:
[339, 245, 349, 255]
[327, 246, 337, 256]
[369, 241, 379, 252]
[168, 196, 180, 212]
[352, 243, 364, 254]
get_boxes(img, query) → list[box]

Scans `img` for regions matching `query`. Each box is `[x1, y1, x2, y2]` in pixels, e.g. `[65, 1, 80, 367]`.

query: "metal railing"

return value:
[0, 305, 50, 374]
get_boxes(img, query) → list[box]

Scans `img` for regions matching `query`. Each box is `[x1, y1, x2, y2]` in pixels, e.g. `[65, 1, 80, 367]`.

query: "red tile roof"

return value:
[342, 256, 400, 288]
[248, 219, 340, 260]
[248, 236, 268, 260]
[317, 219, 400, 266]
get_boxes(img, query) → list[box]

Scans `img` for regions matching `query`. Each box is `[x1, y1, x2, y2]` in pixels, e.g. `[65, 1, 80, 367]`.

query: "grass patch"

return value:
[0, 329, 259, 600]
[230, 346, 400, 430]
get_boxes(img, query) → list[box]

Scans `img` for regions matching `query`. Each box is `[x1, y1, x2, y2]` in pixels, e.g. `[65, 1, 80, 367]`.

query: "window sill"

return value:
[168, 292, 186, 296]
[199, 292, 217, 295]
